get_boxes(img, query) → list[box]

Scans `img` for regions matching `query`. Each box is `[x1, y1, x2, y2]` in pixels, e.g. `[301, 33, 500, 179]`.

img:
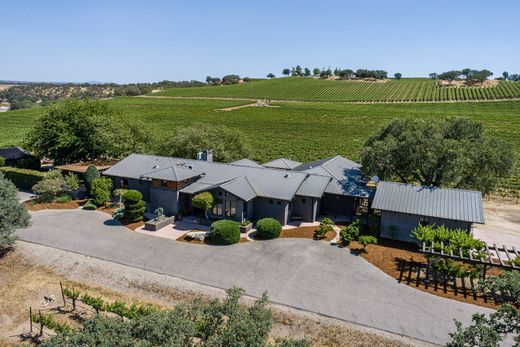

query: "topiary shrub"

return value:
[256, 218, 282, 239]
[83, 199, 97, 210]
[84, 165, 100, 194]
[192, 192, 214, 219]
[122, 189, 145, 222]
[210, 220, 240, 245]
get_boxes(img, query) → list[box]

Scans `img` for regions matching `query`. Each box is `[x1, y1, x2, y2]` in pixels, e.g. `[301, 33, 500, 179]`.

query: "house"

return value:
[102, 151, 372, 225]
[0, 146, 40, 169]
[372, 181, 485, 243]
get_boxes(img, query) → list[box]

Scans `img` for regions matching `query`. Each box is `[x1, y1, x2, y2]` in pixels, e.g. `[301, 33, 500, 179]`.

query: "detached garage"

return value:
[372, 181, 485, 243]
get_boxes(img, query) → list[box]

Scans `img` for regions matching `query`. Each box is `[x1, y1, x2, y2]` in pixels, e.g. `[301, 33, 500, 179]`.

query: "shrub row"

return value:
[0, 166, 45, 189]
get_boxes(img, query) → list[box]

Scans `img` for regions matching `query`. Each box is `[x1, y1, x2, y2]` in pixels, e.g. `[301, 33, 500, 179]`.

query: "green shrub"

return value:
[514, 257, 520, 267]
[314, 219, 335, 239]
[32, 312, 71, 333]
[84, 165, 100, 194]
[0, 157, 5, 166]
[358, 235, 377, 250]
[192, 192, 214, 219]
[81, 293, 105, 313]
[64, 173, 79, 192]
[56, 194, 71, 203]
[411, 224, 486, 257]
[32, 170, 66, 202]
[83, 199, 97, 210]
[123, 189, 145, 222]
[256, 218, 282, 239]
[0, 166, 45, 189]
[90, 177, 112, 206]
[479, 271, 520, 306]
[210, 220, 240, 245]
[240, 219, 251, 226]
[339, 220, 360, 246]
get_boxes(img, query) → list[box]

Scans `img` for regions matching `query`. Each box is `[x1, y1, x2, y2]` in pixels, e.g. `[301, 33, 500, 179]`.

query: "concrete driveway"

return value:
[17, 209, 493, 345]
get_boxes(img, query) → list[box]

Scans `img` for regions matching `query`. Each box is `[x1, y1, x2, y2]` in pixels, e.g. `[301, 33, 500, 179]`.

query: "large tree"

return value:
[157, 123, 250, 163]
[438, 70, 461, 85]
[26, 99, 150, 164]
[360, 118, 515, 194]
[0, 173, 31, 249]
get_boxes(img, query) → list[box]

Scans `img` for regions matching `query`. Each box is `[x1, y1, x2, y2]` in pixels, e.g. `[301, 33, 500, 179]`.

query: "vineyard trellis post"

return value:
[29, 306, 32, 333]
[59, 281, 66, 307]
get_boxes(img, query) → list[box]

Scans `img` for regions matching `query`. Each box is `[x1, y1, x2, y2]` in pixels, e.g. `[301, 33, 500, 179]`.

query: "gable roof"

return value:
[218, 176, 257, 201]
[371, 181, 484, 224]
[262, 158, 302, 170]
[230, 158, 263, 168]
[140, 166, 201, 181]
[0, 147, 32, 160]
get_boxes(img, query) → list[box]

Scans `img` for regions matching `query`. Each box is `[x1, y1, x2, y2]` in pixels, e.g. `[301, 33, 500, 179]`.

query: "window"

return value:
[419, 217, 429, 226]
[161, 180, 168, 187]
[213, 199, 223, 216]
[301, 198, 306, 204]
[120, 178, 128, 189]
[219, 191, 222, 196]
[225, 200, 236, 218]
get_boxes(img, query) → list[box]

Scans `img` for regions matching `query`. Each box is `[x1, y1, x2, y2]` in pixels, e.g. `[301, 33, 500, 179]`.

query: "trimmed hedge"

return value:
[255, 218, 282, 239]
[210, 220, 240, 245]
[122, 189, 143, 202]
[123, 189, 145, 222]
[0, 166, 45, 189]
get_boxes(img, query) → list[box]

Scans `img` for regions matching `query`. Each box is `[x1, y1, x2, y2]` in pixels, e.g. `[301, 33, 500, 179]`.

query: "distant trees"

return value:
[502, 71, 509, 80]
[313, 68, 320, 76]
[282, 68, 291, 77]
[429, 73, 438, 80]
[206, 76, 221, 85]
[394, 73, 402, 80]
[355, 69, 388, 79]
[266, 73, 275, 79]
[361, 117, 515, 194]
[221, 75, 241, 85]
[438, 70, 461, 85]
[433, 68, 494, 85]
[304, 67, 311, 76]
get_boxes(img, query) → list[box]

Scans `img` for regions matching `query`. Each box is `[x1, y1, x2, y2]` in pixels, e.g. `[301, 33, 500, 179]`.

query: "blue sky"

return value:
[1, 0, 519, 83]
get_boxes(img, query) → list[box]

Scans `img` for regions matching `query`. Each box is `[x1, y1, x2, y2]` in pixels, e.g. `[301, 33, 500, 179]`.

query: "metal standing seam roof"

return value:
[140, 166, 202, 181]
[371, 181, 484, 224]
[218, 176, 257, 201]
[230, 158, 264, 168]
[262, 158, 302, 170]
[296, 174, 331, 198]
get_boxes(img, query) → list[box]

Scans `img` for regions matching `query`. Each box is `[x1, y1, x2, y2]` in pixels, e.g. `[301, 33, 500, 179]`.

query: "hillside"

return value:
[152, 77, 520, 103]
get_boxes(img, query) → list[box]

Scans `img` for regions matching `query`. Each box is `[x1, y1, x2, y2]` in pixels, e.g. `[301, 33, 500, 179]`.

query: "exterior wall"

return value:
[253, 197, 289, 225]
[291, 195, 315, 222]
[209, 189, 246, 222]
[321, 194, 356, 220]
[150, 187, 179, 216]
[127, 178, 151, 202]
[379, 210, 472, 243]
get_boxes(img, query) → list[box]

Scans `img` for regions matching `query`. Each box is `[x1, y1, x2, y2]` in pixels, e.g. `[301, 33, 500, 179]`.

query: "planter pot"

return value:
[144, 216, 175, 231]
[239, 223, 253, 233]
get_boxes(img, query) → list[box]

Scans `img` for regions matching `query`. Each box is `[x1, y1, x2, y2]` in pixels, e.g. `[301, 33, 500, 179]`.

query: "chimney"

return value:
[202, 149, 213, 162]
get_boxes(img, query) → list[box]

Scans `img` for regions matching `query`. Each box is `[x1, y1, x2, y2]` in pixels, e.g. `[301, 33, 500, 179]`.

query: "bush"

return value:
[64, 173, 79, 192]
[84, 165, 100, 194]
[90, 177, 112, 206]
[192, 192, 214, 219]
[210, 220, 240, 245]
[314, 218, 334, 239]
[256, 218, 282, 239]
[0, 166, 45, 189]
[479, 271, 520, 306]
[32, 170, 66, 202]
[56, 194, 71, 203]
[83, 199, 97, 210]
[123, 189, 145, 222]
[411, 224, 486, 257]
[358, 235, 377, 250]
[0, 157, 4, 166]
[340, 220, 361, 246]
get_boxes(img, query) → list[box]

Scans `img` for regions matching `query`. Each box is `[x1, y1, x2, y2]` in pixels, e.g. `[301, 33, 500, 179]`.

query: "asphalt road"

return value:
[17, 209, 493, 345]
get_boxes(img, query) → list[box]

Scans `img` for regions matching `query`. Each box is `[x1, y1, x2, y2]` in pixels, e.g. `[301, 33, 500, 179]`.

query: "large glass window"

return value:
[212, 199, 223, 216]
[225, 200, 236, 218]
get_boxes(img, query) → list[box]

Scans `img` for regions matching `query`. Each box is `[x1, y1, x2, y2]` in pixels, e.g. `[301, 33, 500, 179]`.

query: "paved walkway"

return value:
[17, 209, 493, 345]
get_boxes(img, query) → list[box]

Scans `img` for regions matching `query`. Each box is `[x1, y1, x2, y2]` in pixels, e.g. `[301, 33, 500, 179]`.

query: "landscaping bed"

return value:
[349, 238, 502, 309]
[98, 206, 145, 231]
[279, 226, 336, 241]
[25, 199, 83, 211]
[177, 232, 249, 245]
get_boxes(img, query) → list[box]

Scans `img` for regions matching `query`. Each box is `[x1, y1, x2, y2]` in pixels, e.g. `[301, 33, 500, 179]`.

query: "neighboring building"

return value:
[0, 146, 40, 169]
[103, 152, 372, 225]
[372, 181, 485, 243]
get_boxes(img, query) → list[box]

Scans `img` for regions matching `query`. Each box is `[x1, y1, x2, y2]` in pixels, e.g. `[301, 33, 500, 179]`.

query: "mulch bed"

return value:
[279, 226, 336, 241]
[349, 238, 502, 309]
[25, 200, 84, 211]
[177, 232, 249, 245]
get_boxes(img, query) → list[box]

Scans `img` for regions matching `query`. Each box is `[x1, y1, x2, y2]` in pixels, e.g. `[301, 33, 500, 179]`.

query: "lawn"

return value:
[2, 97, 520, 189]
[152, 77, 520, 102]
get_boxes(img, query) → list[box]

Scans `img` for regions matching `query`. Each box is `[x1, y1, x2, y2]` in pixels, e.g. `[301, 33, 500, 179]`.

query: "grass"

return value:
[152, 77, 520, 102]
[2, 96, 520, 190]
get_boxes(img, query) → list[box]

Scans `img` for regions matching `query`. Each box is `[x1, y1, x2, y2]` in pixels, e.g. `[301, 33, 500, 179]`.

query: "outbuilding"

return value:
[372, 181, 485, 243]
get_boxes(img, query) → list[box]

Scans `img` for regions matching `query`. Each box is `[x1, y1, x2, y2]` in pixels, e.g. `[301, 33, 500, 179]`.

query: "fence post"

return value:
[29, 306, 32, 333]
[38, 309, 43, 336]
[60, 281, 66, 307]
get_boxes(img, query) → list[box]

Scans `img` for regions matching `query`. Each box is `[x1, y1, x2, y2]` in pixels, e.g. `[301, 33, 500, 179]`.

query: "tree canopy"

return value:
[360, 118, 515, 194]
[157, 123, 250, 163]
[25, 99, 150, 164]
[0, 173, 31, 249]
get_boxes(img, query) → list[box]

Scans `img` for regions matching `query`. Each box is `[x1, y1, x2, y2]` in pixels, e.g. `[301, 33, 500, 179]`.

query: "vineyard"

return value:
[152, 77, 520, 103]
[2, 97, 520, 193]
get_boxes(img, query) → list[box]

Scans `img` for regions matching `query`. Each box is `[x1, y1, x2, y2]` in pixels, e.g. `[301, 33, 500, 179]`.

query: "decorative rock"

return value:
[186, 231, 209, 241]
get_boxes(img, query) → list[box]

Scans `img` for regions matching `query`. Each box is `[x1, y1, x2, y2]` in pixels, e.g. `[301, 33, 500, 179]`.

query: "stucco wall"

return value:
[379, 210, 472, 243]
[150, 187, 179, 216]
[253, 197, 289, 225]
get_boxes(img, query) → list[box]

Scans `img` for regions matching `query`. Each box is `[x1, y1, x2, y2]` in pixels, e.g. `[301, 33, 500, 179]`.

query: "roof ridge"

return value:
[379, 181, 482, 194]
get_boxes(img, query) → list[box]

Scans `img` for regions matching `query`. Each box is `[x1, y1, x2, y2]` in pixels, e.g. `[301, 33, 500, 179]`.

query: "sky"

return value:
[1, 0, 519, 83]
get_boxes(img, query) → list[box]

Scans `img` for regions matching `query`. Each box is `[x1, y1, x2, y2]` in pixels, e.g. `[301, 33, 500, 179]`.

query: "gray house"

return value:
[372, 181, 485, 243]
[103, 152, 372, 225]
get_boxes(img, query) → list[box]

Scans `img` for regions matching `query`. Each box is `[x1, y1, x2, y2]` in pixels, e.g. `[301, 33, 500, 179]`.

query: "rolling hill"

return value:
[152, 77, 520, 103]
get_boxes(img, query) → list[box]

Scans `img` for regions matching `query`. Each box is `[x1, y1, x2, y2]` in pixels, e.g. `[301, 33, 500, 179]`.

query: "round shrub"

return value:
[255, 218, 282, 239]
[122, 189, 142, 202]
[56, 194, 72, 203]
[83, 199, 97, 210]
[210, 220, 240, 245]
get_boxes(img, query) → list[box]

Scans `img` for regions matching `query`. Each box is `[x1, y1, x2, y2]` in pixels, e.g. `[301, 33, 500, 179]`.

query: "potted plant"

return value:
[239, 220, 252, 233]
